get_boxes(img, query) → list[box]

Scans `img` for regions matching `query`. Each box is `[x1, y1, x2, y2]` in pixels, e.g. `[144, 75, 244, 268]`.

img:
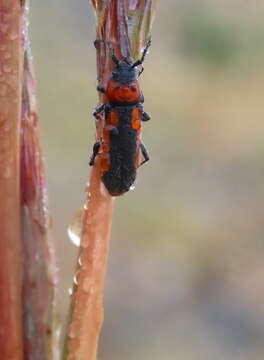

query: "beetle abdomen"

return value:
[102, 122, 137, 196]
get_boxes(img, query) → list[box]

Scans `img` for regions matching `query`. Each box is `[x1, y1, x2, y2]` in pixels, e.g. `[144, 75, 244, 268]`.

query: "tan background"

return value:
[31, 1, 264, 359]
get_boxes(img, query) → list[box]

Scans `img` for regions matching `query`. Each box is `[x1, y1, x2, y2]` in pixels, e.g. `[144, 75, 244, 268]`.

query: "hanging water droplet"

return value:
[78, 256, 83, 267]
[78, 256, 88, 269]
[73, 275, 78, 286]
[68, 288, 73, 296]
[73, 269, 82, 286]
[68, 208, 83, 247]
[78, 252, 87, 267]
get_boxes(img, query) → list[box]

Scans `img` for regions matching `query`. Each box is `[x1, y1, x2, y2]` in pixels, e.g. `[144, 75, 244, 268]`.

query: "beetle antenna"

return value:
[109, 44, 119, 67]
[112, 50, 120, 67]
[131, 38, 152, 69]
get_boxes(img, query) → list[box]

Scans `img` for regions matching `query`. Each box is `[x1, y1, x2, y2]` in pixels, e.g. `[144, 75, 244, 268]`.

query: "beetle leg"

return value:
[89, 141, 101, 166]
[139, 93, 145, 103]
[97, 86, 106, 93]
[140, 143, 150, 165]
[142, 112, 151, 121]
[138, 66, 144, 77]
[93, 104, 105, 118]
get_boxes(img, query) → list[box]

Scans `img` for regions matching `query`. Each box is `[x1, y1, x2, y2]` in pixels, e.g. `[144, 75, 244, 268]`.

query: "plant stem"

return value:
[64, 166, 114, 360]
[21, 52, 59, 360]
[64, 1, 157, 359]
[20, 2, 59, 358]
[0, 1, 23, 359]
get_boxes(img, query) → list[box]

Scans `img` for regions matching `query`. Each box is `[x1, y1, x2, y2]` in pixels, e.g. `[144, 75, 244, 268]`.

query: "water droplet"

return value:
[73, 275, 78, 286]
[130, 184, 136, 191]
[78, 255, 88, 269]
[9, 31, 18, 40]
[85, 182, 90, 191]
[73, 269, 82, 286]
[68, 209, 83, 247]
[78, 256, 83, 266]
[83, 277, 92, 293]
[3, 64, 11, 73]
[68, 288, 73, 296]
[78, 252, 88, 267]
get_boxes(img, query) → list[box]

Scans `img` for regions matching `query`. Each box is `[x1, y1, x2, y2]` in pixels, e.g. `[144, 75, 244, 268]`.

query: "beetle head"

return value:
[112, 60, 138, 85]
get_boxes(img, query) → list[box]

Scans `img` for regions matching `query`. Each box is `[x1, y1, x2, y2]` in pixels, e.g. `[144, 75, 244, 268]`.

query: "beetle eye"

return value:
[115, 86, 120, 91]
[130, 86, 137, 92]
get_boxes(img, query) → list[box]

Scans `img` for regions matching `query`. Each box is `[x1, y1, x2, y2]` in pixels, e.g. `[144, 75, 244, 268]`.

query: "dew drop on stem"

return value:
[68, 209, 83, 247]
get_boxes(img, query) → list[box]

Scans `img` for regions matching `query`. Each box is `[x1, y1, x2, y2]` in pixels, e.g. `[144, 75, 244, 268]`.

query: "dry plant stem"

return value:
[0, 1, 23, 359]
[64, 166, 114, 360]
[21, 53, 59, 360]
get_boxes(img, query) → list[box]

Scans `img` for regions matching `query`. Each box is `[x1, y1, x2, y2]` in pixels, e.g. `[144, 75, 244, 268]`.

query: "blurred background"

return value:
[31, 1, 264, 359]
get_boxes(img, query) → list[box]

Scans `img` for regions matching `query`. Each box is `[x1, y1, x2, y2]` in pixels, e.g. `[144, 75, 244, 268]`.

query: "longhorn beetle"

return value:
[89, 39, 151, 196]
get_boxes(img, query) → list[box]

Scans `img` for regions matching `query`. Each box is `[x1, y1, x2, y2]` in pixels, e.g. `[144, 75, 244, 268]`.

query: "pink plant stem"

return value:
[21, 53, 59, 360]
[65, 165, 114, 360]
[0, 1, 23, 359]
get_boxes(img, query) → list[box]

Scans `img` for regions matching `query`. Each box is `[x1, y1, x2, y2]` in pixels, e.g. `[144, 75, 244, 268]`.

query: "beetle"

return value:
[89, 39, 151, 196]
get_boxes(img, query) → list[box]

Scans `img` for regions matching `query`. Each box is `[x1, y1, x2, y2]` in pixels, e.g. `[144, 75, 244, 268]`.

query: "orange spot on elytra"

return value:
[103, 128, 110, 143]
[108, 109, 119, 126]
[131, 108, 141, 130]
[101, 154, 110, 172]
